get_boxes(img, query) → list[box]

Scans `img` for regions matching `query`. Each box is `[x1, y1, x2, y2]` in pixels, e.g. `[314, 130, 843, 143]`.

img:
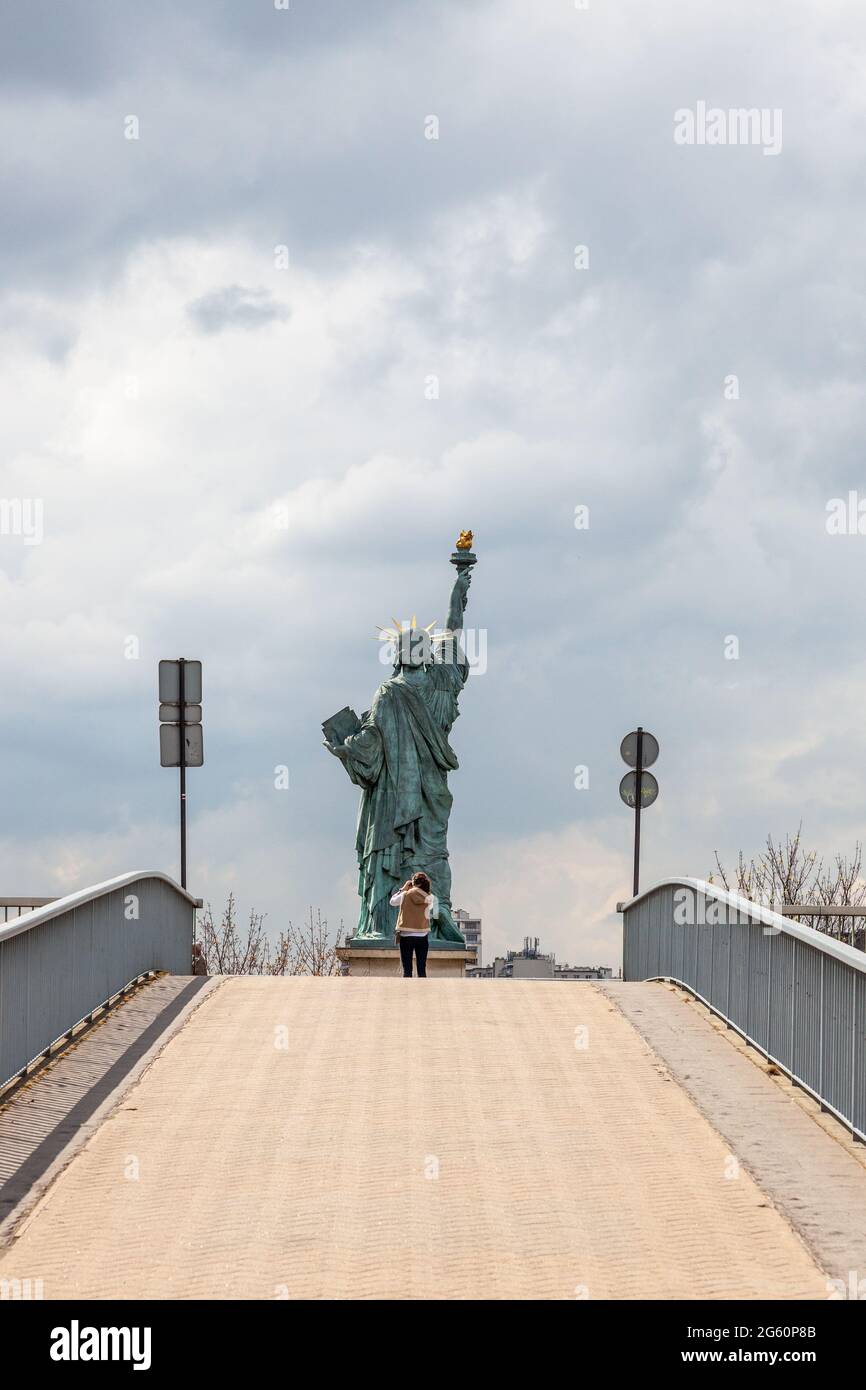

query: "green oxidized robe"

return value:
[339, 660, 467, 941]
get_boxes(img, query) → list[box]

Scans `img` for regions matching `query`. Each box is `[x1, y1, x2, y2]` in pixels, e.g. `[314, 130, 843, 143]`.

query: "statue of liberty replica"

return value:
[322, 534, 477, 944]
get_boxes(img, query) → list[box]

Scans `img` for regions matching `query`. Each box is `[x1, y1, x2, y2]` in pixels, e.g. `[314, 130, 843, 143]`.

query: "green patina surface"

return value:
[323, 548, 476, 943]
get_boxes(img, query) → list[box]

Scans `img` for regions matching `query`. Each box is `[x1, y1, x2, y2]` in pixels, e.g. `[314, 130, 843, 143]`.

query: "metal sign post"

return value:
[632, 727, 643, 898]
[159, 660, 203, 890]
[179, 659, 187, 890]
[619, 728, 659, 898]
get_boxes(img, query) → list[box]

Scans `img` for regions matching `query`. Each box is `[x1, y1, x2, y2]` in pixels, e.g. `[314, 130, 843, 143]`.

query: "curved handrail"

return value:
[620, 875, 866, 1140]
[0, 869, 198, 1093]
[619, 876, 866, 973]
[0, 870, 199, 946]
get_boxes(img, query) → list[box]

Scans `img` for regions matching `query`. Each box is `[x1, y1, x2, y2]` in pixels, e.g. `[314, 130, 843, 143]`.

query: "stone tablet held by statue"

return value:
[322, 706, 362, 748]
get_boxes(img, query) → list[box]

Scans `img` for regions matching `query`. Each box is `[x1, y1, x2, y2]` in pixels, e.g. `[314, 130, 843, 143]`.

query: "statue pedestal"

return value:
[336, 939, 477, 978]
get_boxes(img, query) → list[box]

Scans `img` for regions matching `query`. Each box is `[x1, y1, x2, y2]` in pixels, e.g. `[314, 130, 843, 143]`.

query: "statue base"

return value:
[336, 938, 477, 978]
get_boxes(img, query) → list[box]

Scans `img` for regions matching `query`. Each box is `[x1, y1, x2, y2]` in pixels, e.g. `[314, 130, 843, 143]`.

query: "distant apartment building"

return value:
[454, 908, 482, 966]
[466, 936, 614, 981]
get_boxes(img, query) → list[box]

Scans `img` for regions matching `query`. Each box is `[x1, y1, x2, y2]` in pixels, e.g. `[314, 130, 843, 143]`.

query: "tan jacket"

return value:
[395, 887, 432, 935]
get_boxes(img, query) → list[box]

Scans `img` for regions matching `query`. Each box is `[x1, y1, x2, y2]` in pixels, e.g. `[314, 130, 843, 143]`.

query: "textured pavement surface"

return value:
[602, 980, 866, 1289]
[0, 978, 842, 1300]
[0, 975, 213, 1237]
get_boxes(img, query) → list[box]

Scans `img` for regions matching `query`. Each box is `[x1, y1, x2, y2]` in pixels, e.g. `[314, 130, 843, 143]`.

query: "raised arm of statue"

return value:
[446, 566, 472, 634]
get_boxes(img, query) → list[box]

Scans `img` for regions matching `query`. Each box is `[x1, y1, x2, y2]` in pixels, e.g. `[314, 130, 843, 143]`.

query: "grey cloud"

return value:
[0, 0, 851, 361]
[186, 284, 289, 333]
[0, 0, 413, 92]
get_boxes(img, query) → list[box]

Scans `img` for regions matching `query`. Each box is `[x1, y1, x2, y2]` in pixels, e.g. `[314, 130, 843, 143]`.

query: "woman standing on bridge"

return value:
[390, 872, 438, 977]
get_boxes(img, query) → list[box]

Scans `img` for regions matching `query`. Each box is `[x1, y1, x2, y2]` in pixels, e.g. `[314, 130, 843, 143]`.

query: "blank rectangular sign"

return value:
[160, 723, 204, 767]
[158, 660, 202, 704]
[159, 704, 202, 724]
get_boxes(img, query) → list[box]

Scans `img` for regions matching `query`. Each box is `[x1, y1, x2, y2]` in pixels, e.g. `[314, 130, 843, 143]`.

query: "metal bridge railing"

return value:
[0, 871, 198, 1095]
[0, 897, 56, 924]
[620, 878, 866, 1142]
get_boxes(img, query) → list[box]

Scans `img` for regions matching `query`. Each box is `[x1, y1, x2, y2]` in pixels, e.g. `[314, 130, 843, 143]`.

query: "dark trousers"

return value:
[399, 934, 429, 977]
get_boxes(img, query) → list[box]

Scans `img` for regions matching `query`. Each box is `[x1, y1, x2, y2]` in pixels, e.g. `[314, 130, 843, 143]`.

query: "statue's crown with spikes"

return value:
[375, 615, 454, 653]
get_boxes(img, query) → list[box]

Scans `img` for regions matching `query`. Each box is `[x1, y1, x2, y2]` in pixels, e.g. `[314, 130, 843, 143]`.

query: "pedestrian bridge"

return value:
[2, 873, 866, 1300]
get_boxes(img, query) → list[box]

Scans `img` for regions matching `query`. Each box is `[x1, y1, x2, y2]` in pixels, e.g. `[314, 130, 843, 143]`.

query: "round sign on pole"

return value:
[619, 770, 659, 810]
[620, 730, 659, 769]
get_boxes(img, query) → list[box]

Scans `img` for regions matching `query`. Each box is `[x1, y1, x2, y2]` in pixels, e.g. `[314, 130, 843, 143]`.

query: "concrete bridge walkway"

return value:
[1, 977, 864, 1300]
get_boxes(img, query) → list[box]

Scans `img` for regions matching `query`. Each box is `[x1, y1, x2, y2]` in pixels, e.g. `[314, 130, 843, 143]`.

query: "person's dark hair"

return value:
[412, 871, 431, 893]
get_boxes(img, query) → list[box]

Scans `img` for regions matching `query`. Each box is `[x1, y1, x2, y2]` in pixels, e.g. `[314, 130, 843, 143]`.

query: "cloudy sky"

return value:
[2, 0, 865, 970]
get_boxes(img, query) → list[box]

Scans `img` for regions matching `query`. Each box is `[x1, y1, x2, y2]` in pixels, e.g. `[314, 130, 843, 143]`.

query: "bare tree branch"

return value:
[198, 898, 344, 976]
[712, 829, 866, 950]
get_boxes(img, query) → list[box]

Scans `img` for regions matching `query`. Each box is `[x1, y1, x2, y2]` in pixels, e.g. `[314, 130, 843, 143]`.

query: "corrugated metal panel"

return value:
[793, 941, 821, 1096]
[655, 889, 669, 980]
[822, 958, 853, 1122]
[639, 907, 651, 981]
[682, 896, 698, 989]
[748, 927, 771, 1052]
[671, 908, 685, 981]
[728, 920, 749, 1028]
[696, 914, 714, 1000]
[0, 872, 194, 1091]
[712, 918, 731, 1016]
[768, 933, 794, 1069]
